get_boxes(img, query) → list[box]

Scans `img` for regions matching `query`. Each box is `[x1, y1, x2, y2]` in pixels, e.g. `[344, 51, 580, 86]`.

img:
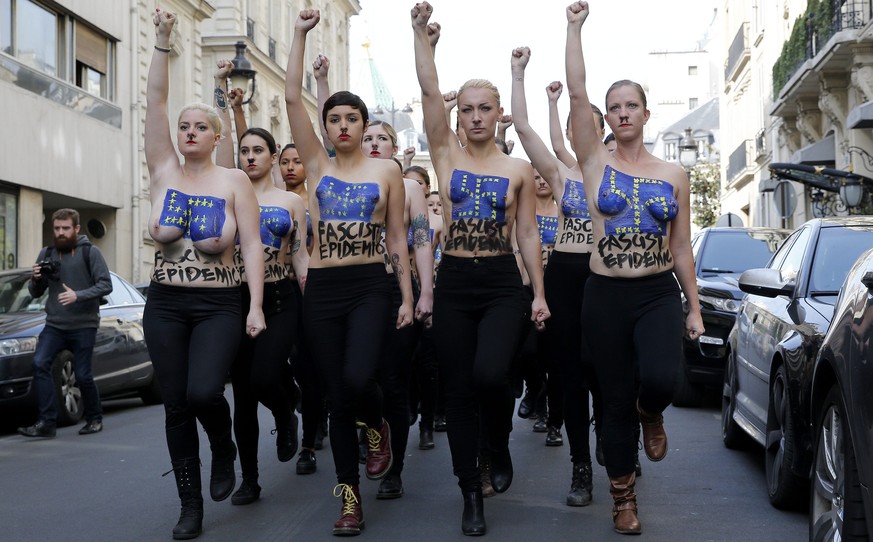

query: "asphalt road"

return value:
[0, 394, 806, 541]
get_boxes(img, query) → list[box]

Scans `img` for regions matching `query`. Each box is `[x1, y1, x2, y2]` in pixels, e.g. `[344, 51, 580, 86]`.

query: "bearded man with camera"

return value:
[18, 208, 113, 438]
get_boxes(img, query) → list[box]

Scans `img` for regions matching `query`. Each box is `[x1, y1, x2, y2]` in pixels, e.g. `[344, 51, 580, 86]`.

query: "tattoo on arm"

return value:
[411, 214, 430, 248]
[214, 87, 227, 110]
[290, 220, 301, 255]
[390, 253, 403, 279]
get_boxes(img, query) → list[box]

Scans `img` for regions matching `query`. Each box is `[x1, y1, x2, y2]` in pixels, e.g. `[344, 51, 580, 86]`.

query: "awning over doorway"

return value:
[790, 134, 835, 166]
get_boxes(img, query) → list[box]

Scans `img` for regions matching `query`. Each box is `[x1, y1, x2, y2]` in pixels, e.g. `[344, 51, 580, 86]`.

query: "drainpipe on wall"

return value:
[130, 1, 141, 284]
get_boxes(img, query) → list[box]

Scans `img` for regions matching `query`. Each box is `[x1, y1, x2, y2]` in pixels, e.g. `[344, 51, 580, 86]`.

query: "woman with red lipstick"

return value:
[213, 61, 310, 506]
[143, 9, 265, 540]
[565, 1, 703, 535]
[412, 2, 549, 535]
[277, 141, 326, 478]
[357, 119, 435, 500]
[286, 10, 413, 536]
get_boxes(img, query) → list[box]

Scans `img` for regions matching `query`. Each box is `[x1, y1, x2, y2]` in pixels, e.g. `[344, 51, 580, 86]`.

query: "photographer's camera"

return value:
[37, 259, 61, 280]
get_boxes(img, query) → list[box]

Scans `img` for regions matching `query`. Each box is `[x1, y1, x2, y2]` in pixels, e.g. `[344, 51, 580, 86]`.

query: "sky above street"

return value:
[348, 0, 719, 155]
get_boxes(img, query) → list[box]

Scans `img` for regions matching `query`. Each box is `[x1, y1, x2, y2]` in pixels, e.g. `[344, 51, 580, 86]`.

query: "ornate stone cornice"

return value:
[777, 117, 801, 154]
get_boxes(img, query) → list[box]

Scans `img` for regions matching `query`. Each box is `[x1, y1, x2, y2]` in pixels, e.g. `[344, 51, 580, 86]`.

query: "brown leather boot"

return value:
[637, 400, 667, 462]
[332, 484, 364, 536]
[609, 472, 641, 535]
[365, 419, 393, 480]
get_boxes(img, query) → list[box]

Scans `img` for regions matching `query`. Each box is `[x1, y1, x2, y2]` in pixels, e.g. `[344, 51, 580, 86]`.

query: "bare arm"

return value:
[510, 47, 563, 189]
[313, 54, 334, 154]
[229, 88, 249, 139]
[546, 81, 577, 168]
[213, 60, 235, 169]
[515, 165, 548, 327]
[288, 193, 310, 291]
[497, 114, 513, 143]
[285, 10, 328, 179]
[402, 147, 416, 169]
[564, 2, 603, 172]
[406, 178, 434, 321]
[668, 175, 704, 339]
[412, 3, 453, 164]
[235, 177, 266, 336]
[385, 167, 414, 328]
[144, 9, 178, 180]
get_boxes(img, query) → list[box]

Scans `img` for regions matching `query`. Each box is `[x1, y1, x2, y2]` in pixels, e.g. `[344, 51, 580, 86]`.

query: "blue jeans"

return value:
[32, 326, 101, 425]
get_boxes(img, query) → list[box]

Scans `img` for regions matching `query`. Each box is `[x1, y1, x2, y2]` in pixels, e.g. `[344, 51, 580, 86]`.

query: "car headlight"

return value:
[699, 294, 741, 313]
[0, 337, 38, 356]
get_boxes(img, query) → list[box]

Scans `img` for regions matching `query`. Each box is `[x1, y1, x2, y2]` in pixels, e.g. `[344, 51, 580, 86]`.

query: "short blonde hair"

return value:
[458, 79, 501, 106]
[178, 102, 223, 136]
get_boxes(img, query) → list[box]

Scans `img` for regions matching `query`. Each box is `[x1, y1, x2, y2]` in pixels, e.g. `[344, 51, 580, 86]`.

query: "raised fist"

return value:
[411, 2, 433, 27]
[546, 81, 564, 101]
[296, 9, 320, 32]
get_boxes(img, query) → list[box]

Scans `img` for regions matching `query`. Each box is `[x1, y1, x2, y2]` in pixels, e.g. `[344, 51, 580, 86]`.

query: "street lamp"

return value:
[229, 41, 257, 105]
[839, 179, 864, 208]
[678, 127, 698, 169]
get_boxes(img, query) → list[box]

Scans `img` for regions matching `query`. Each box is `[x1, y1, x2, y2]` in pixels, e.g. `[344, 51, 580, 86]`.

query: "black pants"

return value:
[379, 275, 422, 476]
[290, 280, 324, 451]
[143, 282, 241, 462]
[513, 286, 546, 418]
[409, 322, 439, 429]
[230, 279, 299, 478]
[542, 251, 597, 464]
[581, 270, 682, 477]
[433, 254, 528, 492]
[304, 263, 391, 486]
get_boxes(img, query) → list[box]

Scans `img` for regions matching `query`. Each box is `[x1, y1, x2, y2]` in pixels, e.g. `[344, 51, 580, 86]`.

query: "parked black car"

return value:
[809, 247, 873, 540]
[674, 226, 790, 406]
[722, 216, 873, 510]
[0, 268, 159, 426]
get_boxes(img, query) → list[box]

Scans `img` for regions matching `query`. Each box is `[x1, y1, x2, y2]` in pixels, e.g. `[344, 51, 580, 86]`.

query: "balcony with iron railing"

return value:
[724, 22, 750, 84]
[772, 0, 870, 98]
[726, 139, 756, 188]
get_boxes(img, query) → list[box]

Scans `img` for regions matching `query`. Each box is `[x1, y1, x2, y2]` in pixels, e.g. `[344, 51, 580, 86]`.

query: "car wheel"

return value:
[672, 351, 702, 407]
[52, 350, 84, 426]
[721, 347, 747, 449]
[765, 364, 807, 509]
[809, 385, 868, 541]
[138, 374, 163, 406]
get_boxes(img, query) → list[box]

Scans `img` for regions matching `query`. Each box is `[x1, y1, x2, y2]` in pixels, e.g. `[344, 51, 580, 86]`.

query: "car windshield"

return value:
[0, 273, 48, 313]
[809, 227, 873, 295]
[699, 231, 787, 276]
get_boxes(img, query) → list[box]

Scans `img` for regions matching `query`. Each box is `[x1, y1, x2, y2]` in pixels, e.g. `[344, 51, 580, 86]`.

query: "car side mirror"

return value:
[738, 268, 794, 298]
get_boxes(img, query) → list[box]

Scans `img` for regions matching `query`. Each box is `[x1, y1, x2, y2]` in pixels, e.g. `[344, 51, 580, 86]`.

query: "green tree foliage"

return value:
[689, 161, 721, 228]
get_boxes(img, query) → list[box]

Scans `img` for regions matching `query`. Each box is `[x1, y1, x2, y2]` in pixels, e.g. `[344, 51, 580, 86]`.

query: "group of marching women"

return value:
[143, 1, 703, 539]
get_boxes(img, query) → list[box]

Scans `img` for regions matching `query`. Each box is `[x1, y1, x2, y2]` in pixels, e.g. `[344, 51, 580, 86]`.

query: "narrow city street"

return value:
[0, 393, 806, 541]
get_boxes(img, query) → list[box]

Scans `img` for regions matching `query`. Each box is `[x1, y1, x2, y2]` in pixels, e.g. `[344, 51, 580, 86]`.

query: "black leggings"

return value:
[410, 323, 438, 428]
[304, 263, 391, 486]
[433, 254, 528, 492]
[542, 251, 597, 464]
[230, 279, 299, 478]
[143, 282, 242, 462]
[581, 270, 682, 477]
[380, 276, 422, 476]
[290, 281, 323, 451]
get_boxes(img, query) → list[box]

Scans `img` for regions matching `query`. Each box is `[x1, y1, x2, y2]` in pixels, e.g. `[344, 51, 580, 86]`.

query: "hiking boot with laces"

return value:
[332, 484, 364, 536]
[365, 419, 393, 480]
